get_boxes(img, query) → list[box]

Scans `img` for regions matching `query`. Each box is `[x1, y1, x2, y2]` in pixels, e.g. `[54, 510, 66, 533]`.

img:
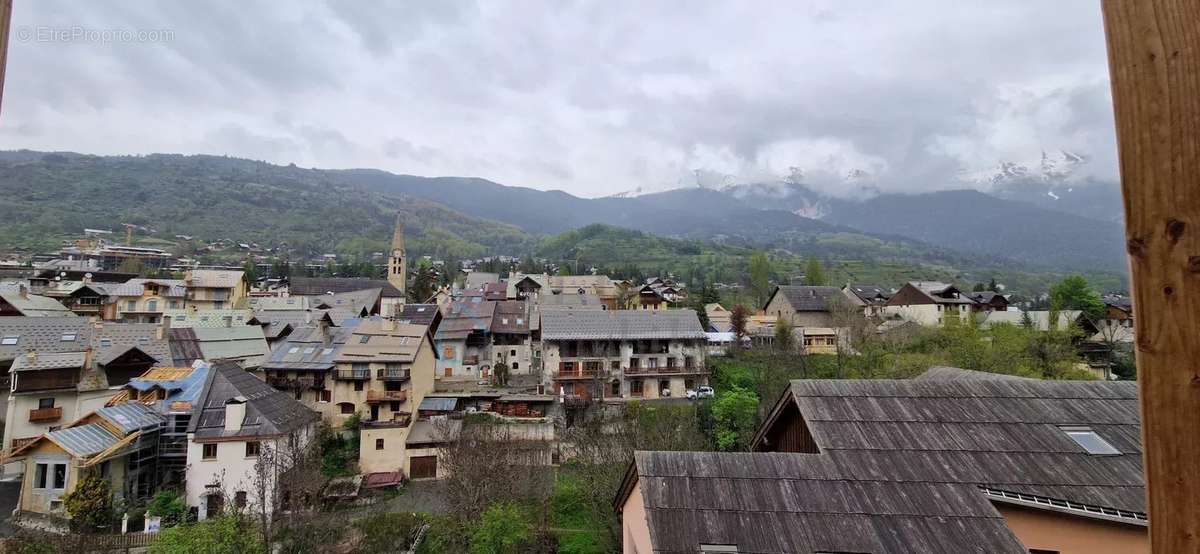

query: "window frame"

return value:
[1060, 426, 1121, 455]
[245, 441, 261, 458]
[202, 443, 218, 460]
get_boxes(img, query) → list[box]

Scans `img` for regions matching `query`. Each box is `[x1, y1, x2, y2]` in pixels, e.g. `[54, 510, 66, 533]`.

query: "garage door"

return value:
[410, 455, 438, 479]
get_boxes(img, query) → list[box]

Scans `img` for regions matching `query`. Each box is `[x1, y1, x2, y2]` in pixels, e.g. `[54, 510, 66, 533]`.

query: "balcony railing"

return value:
[376, 368, 411, 381]
[624, 365, 706, 376]
[362, 412, 412, 428]
[267, 376, 324, 390]
[334, 369, 371, 381]
[556, 363, 602, 379]
[10, 437, 38, 452]
[29, 407, 62, 423]
[366, 390, 408, 403]
[462, 355, 480, 365]
[14, 375, 79, 393]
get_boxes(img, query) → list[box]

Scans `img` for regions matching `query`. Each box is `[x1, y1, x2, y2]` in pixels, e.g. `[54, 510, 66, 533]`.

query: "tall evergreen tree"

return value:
[804, 256, 827, 286]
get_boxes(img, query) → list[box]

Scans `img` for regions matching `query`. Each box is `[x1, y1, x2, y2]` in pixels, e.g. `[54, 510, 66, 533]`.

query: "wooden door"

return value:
[410, 456, 438, 479]
[205, 494, 224, 519]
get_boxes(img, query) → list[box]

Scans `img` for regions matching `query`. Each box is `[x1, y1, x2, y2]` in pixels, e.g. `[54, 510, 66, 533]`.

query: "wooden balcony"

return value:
[333, 369, 371, 381]
[10, 437, 38, 452]
[376, 368, 411, 381]
[555, 362, 602, 380]
[624, 365, 707, 376]
[29, 407, 63, 423]
[267, 376, 324, 390]
[366, 390, 408, 403]
[362, 412, 412, 428]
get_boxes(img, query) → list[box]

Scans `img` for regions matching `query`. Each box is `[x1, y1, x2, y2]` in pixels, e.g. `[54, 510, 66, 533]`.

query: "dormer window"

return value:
[359, 335, 371, 344]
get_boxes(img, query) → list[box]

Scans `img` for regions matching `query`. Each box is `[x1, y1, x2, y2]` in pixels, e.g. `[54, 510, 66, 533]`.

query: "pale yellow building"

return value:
[185, 270, 247, 311]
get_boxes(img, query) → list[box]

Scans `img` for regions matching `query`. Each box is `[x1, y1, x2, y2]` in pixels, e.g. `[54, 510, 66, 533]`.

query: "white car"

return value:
[687, 386, 715, 400]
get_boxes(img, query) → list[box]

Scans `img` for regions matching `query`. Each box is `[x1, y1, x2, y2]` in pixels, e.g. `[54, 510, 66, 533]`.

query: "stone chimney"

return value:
[17, 284, 28, 299]
[83, 347, 93, 370]
[224, 396, 247, 432]
[381, 317, 396, 332]
[25, 351, 36, 364]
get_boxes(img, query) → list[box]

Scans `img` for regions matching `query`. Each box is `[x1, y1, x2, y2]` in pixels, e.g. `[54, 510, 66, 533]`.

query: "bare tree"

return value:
[247, 426, 324, 547]
[435, 419, 553, 523]
[827, 296, 868, 378]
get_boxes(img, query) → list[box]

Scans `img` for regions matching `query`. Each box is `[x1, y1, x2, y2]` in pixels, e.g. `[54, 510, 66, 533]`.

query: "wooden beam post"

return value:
[0, 0, 11, 118]
[1101, 1, 1200, 551]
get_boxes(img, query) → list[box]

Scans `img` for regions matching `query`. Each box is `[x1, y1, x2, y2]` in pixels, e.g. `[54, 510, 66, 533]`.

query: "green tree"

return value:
[146, 489, 188, 528]
[469, 502, 532, 554]
[747, 251, 772, 306]
[803, 256, 826, 286]
[711, 387, 759, 451]
[61, 472, 113, 532]
[409, 259, 438, 303]
[150, 513, 264, 554]
[1019, 310, 1035, 330]
[988, 278, 1000, 292]
[493, 361, 510, 387]
[773, 318, 794, 352]
[242, 260, 260, 285]
[1049, 275, 1105, 320]
[972, 282, 985, 292]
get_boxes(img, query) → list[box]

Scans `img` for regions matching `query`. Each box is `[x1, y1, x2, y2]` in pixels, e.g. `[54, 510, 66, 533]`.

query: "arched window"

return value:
[337, 402, 355, 415]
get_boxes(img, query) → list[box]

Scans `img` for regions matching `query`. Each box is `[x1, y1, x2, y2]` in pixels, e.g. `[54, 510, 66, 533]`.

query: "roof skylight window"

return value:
[60, 333, 76, 342]
[1060, 426, 1121, 455]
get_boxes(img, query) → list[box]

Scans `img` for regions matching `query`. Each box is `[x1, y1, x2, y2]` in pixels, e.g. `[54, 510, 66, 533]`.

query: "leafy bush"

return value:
[352, 512, 424, 553]
[416, 514, 470, 554]
[150, 513, 264, 554]
[469, 502, 532, 554]
[61, 472, 113, 532]
[711, 387, 759, 451]
[146, 489, 188, 528]
[276, 515, 348, 554]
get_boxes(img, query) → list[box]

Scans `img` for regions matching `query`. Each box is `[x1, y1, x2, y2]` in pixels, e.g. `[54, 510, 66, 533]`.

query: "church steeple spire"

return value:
[391, 214, 405, 252]
[387, 214, 407, 299]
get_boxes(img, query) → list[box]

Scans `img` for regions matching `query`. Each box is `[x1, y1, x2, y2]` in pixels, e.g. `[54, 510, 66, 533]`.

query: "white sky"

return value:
[1, 1, 1118, 198]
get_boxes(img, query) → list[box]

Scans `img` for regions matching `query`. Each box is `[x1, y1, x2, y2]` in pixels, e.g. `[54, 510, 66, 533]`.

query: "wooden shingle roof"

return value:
[626, 451, 1027, 554]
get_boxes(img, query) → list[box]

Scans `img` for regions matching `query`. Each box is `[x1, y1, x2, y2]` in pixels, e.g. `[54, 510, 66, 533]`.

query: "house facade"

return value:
[541, 309, 708, 401]
[184, 270, 247, 311]
[111, 279, 187, 323]
[185, 362, 318, 521]
[762, 285, 840, 327]
[1, 318, 170, 455]
[882, 281, 976, 325]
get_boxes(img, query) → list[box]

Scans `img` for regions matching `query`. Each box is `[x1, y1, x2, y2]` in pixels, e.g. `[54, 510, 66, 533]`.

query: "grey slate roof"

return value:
[780, 378, 1145, 515]
[188, 360, 319, 441]
[396, 303, 440, 326]
[418, 397, 459, 412]
[261, 324, 355, 371]
[169, 326, 270, 368]
[10, 351, 87, 372]
[628, 450, 1027, 554]
[0, 317, 169, 366]
[845, 284, 891, 304]
[289, 277, 403, 298]
[0, 287, 74, 317]
[769, 286, 842, 312]
[435, 299, 496, 341]
[541, 309, 705, 341]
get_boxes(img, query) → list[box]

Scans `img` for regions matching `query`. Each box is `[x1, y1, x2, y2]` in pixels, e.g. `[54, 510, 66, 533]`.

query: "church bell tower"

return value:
[388, 215, 407, 298]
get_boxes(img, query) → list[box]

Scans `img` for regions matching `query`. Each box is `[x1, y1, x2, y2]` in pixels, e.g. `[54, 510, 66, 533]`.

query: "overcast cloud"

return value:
[1, 1, 1117, 198]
